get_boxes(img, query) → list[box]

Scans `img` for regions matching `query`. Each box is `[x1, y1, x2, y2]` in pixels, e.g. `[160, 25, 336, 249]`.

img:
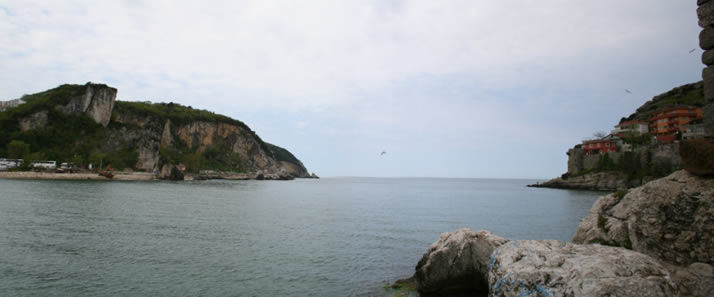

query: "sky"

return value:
[0, 0, 705, 179]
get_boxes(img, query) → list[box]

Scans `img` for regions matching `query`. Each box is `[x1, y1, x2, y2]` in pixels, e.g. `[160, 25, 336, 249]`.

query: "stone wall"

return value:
[567, 146, 654, 175]
[698, 0, 714, 135]
[651, 143, 681, 168]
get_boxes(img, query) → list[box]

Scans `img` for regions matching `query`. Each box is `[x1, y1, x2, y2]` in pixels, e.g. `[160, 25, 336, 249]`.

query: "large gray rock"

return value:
[670, 262, 714, 297]
[415, 228, 508, 296]
[702, 49, 714, 66]
[573, 170, 714, 266]
[700, 27, 714, 51]
[488, 240, 677, 297]
[698, 1, 714, 28]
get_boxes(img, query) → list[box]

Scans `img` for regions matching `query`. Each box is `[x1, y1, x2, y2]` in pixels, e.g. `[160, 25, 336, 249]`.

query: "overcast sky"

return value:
[0, 0, 704, 178]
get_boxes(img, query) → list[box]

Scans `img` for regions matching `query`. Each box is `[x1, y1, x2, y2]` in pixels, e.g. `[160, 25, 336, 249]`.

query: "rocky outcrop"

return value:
[175, 121, 277, 172]
[528, 171, 640, 191]
[573, 170, 714, 266]
[18, 110, 48, 131]
[670, 262, 714, 297]
[158, 164, 184, 180]
[414, 229, 509, 296]
[62, 83, 117, 127]
[489, 240, 677, 297]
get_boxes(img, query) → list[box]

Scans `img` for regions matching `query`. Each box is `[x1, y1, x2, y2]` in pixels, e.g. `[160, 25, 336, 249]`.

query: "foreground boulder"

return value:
[573, 170, 714, 266]
[489, 240, 677, 297]
[680, 138, 714, 176]
[415, 229, 508, 296]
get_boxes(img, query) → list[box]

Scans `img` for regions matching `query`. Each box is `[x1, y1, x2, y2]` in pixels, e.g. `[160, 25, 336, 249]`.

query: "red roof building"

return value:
[582, 138, 618, 154]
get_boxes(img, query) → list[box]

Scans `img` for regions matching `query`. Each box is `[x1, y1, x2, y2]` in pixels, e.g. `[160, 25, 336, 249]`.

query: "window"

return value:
[606, 143, 610, 147]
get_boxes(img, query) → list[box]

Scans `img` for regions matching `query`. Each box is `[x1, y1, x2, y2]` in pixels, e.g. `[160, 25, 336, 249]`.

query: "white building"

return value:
[612, 120, 649, 136]
[0, 99, 26, 111]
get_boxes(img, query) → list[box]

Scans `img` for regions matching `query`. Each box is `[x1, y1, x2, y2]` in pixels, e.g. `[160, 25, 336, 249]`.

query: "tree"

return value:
[592, 131, 608, 139]
[181, 151, 202, 173]
[7, 140, 30, 159]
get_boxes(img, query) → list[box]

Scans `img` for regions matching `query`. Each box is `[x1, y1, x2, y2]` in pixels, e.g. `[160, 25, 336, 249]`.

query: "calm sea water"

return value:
[0, 178, 603, 296]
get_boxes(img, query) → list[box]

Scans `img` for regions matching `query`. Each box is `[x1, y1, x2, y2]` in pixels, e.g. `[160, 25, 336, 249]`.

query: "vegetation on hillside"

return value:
[266, 143, 302, 166]
[622, 81, 704, 122]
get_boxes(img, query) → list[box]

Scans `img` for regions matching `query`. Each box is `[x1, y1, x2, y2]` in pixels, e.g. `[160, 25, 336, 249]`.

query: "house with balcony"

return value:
[612, 120, 649, 137]
[648, 106, 703, 143]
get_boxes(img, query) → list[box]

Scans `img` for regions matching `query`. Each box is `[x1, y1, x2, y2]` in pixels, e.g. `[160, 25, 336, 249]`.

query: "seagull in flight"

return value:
[624, 89, 632, 94]
[689, 48, 697, 53]
[380, 151, 387, 156]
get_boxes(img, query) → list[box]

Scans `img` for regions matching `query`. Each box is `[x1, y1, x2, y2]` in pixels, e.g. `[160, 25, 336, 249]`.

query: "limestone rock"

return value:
[160, 120, 173, 148]
[573, 170, 714, 266]
[669, 262, 714, 297]
[63, 83, 117, 127]
[415, 228, 509, 296]
[488, 240, 677, 297]
[18, 110, 48, 131]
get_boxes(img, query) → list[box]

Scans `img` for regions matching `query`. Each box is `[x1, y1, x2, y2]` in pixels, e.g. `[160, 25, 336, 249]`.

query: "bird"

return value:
[380, 151, 387, 156]
[624, 89, 632, 94]
[689, 48, 697, 53]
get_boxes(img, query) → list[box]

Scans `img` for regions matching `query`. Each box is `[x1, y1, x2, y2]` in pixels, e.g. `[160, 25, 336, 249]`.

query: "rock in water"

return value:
[414, 228, 508, 296]
[488, 240, 677, 297]
[572, 170, 714, 267]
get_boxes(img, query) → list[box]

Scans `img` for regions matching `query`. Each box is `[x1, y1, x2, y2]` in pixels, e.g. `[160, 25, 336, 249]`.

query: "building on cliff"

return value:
[0, 99, 25, 111]
[612, 120, 648, 137]
[648, 105, 703, 143]
[582, 135, 620, 154]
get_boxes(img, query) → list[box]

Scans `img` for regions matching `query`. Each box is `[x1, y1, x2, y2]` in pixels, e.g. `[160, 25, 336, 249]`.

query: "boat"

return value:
[98, 171, 114, 179]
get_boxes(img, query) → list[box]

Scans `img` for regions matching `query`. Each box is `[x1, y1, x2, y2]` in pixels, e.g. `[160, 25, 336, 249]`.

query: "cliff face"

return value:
[62, 84, 117, 127]
[0, 83, 312, 179]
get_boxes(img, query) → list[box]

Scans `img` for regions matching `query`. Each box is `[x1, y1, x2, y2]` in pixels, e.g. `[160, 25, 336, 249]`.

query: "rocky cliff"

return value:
[0, 83, 312, 180]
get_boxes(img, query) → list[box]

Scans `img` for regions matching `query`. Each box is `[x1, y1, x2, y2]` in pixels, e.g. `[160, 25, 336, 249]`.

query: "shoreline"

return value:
[0, 171, 317, 181]
[0, 171, 157, 181]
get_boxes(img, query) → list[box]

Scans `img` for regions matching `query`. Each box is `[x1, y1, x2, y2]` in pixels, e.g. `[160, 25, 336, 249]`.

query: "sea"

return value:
[0, 178, 603, 296]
